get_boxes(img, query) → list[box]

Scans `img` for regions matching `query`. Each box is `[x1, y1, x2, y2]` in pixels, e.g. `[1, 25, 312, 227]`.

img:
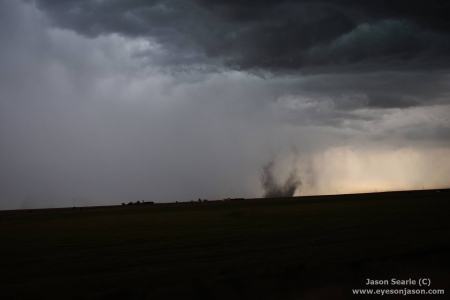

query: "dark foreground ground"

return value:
[1, 190, 449, 299]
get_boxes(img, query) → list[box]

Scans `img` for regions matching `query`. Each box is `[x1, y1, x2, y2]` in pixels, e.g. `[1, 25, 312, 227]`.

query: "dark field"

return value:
[1, 190, 449, 299]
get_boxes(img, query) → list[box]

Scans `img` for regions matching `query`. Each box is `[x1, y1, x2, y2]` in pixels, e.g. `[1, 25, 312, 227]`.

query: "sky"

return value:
[1, 0, 450, 209]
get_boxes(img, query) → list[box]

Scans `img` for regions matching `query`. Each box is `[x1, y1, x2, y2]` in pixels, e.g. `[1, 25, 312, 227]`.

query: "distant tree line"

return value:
[122, 200, 154, 206]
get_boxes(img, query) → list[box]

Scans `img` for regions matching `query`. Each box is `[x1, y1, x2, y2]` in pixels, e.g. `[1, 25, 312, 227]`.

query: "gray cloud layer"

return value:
[33, 0, 450, 72]
[0, 1, 449, 209]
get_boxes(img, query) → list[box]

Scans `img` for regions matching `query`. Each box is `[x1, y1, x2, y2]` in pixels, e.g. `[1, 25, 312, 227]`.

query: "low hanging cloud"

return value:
[32, 0, 450, 73]
[29, 0, 450, 112]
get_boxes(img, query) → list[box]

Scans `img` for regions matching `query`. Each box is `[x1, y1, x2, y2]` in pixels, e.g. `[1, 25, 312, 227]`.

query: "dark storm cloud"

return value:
[402, 125, 450, 141]
[32, 0, 450, 73]
[265, 71, 450, 130]
[309, 71, 449, 108]
[366, 94, 421, 109]
[2, 1, 450, 210]
[196, 0, 450, 33]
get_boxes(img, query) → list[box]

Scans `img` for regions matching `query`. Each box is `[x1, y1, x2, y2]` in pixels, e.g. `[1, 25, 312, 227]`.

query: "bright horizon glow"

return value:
[289, 146, 450, 196]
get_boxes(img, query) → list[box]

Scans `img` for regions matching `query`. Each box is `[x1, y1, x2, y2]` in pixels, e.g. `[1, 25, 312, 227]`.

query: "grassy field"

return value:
[1, 190, 449, 299]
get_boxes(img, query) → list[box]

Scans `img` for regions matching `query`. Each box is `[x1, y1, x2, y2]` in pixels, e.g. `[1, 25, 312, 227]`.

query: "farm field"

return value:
[1, 190, 449, 299]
